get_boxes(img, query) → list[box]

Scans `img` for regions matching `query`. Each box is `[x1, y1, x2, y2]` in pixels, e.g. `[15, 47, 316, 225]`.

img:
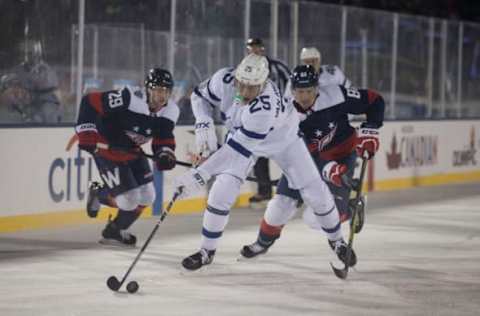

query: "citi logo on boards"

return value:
[48, 134, 93, 203]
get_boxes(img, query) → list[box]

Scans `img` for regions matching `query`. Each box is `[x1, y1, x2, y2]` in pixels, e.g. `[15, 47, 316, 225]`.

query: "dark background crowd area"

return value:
[0, 0, 478, 70]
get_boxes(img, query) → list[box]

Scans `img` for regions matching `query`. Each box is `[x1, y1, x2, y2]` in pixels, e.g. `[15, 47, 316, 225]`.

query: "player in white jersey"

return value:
[284, 47, 351, 100]
[173, 54, 355, 271]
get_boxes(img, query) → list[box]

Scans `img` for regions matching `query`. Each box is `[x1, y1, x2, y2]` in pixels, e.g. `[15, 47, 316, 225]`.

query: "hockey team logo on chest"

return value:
[315, 123, 337, 151]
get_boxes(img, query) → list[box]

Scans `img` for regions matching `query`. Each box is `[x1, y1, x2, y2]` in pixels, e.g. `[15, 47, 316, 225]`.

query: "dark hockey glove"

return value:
[77, 130, 99, 154]
[155, 147, 176, 170]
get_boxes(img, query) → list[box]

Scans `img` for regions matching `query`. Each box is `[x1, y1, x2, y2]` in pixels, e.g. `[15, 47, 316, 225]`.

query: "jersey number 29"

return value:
[108, 91, 124, 108]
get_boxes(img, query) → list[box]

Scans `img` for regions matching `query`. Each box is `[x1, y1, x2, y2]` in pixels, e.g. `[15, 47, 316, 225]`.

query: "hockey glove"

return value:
[356, 126, 380, 160]
[76, 124, 99, 154]
[195, 117, 217, 158]
[322, 161, 350, 187]
[154, 147, 176, 171]
[173, 169, 210, 198]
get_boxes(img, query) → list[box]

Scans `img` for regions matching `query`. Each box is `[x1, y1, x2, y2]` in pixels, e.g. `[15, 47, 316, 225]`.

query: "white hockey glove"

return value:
[173, 168, 210, 198]
[194, 117, 218, 158]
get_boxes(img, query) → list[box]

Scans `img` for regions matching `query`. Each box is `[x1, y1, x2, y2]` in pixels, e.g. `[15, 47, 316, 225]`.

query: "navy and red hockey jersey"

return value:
[75, 86, 179, 161]
[290, 85, 384, 161]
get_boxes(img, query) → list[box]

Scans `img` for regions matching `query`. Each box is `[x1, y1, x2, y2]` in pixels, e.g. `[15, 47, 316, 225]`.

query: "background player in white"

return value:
[76, 68, 179, 246]
[284, 46, 352, 100]
[174, 54, 355, 271]
[300, 46, 351, 87]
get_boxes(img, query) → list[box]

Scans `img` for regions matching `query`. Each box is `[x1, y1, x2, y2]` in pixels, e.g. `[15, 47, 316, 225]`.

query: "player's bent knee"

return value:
[264, 194, 298, 226]
[300, 177, 335, 213]
[302, 207, 322, 230]
[115, 189, 141, 211]
[207, 174, 242, 211]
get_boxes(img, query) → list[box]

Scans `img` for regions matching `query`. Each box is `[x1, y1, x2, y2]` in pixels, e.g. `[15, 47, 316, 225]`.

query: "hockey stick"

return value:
[106, 189, 182, 293]
[330, 157, 368, 280]
[95, 143, 279, 185]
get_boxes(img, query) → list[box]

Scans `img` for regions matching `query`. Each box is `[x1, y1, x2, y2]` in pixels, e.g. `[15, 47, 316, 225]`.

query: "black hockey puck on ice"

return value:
[106, 276, 121, 291]
[126, 281, 139, 293]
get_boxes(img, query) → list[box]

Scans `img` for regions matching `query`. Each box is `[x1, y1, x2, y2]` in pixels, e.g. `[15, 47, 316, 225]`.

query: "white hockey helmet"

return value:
[234, 53, 269, 86]
[300, 47, 322, 63]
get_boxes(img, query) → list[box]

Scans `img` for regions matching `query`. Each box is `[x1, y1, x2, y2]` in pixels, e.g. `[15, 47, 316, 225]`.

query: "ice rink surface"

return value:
[1, 182, 479, 316]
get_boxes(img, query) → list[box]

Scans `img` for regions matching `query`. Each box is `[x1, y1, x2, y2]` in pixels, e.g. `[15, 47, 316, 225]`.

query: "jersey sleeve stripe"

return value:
[206, 80, 221, 102]
[193, 87, 216, 109]
[88, 92, 104, 115]
[240, 126, 267, 139]
[227, 138, 252, 158]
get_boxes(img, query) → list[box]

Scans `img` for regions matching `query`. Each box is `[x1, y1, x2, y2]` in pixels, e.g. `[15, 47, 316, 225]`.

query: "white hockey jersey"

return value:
[191, 67, 299, 159]
[317, 65, 351, 88]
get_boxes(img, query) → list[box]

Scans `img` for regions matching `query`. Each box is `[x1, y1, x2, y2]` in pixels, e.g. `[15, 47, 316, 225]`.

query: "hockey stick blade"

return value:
[105, 189, 182, 293]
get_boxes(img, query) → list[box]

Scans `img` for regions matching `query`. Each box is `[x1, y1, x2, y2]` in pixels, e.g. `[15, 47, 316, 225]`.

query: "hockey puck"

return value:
[126, 281, 139, 293]
[106, 276, 121, 291]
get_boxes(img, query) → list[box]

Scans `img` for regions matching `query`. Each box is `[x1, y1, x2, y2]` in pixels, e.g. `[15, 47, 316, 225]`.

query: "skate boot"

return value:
[328, 239, 357, 267]
[349, 196, 366, 234]
[240, 241, 273, 258]
[86, 181, 102, 218]
[182, 248, 216, 271]
[99, 221, 137, 247]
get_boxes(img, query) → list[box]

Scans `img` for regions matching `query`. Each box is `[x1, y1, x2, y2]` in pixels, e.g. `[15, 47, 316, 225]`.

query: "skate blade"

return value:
[236, 251, 267, 262]
[179, 263, 213, 275]
[98, 238, 136, 248]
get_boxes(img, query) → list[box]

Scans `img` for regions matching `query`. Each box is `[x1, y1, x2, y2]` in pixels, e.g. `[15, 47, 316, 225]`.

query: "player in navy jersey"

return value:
[75, 68, 179, 246]
[241, 64, 384, 259]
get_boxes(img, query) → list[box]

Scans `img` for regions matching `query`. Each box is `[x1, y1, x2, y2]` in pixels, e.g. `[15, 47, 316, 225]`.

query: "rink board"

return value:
[0, 120, 479, 231]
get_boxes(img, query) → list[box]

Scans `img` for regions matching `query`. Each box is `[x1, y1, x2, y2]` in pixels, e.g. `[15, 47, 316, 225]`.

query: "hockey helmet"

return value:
[300, 47, 321, 63]
[145, 68, 174, 90]
[291, 65, 319, 89]
[234, 53, 269, 86]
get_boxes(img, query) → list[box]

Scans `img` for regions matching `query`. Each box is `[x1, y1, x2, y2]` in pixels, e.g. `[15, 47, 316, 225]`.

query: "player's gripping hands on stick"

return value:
[356, 125, 379, 160]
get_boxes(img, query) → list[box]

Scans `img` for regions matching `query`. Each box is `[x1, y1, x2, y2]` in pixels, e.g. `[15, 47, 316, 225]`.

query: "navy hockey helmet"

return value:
[291, 65, 318, 89]
[145, 68, 174, 90]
